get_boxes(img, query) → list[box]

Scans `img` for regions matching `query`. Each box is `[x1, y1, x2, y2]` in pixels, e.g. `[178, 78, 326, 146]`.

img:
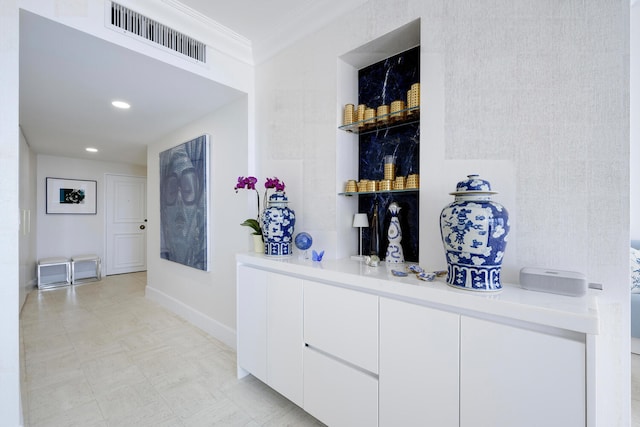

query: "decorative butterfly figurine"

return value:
[312, 250, 324, 262]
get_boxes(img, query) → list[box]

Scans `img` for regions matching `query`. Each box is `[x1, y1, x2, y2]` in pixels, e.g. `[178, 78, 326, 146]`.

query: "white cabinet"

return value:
[237, 265, 267, 383]
[379, 297, 460, 427]
[236, 266, 303, 405]
[459, 316, 586, 427]
[303, 280, 378, 373]
[237, 257, 594, 427]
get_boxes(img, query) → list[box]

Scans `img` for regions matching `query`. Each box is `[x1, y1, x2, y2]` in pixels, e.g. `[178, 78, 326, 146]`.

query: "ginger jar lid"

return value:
[449, 174, 497, 195]
[268, 191, 289, 203]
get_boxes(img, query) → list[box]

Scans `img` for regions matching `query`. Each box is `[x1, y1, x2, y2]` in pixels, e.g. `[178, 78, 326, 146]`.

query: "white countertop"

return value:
[237, 253, 599, 335]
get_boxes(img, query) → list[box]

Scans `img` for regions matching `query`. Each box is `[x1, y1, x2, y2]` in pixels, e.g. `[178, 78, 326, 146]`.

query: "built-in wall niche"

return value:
[336, 20, 421, 262]
[358, 46, 419, 262]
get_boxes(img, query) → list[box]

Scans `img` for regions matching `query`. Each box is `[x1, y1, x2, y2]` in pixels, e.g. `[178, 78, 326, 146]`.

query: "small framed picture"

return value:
[46, 177, 97, 214]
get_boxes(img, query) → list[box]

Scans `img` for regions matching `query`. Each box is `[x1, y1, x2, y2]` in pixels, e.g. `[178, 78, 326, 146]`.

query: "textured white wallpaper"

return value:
[443, 1, 629, 293]
[632, 4, 640, 239]
[256, 0, 628, 295]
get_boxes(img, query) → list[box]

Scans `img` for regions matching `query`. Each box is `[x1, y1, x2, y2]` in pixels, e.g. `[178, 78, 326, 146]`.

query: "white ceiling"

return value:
[19, 0, 366, 167]
[177, 0, 316, 42]
[19, 10, 244, 166]
[176, 0, 367, 62]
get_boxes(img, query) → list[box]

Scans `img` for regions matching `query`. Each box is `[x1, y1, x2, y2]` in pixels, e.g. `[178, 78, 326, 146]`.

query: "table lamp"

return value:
[351, 213, 369, 260]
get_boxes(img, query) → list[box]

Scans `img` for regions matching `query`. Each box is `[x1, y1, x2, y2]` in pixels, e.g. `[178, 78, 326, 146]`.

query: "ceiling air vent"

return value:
[109, 2, 206, 63]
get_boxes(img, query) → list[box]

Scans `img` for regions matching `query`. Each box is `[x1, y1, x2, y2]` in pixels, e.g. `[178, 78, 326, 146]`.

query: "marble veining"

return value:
[360, 192, 419, 262]
[358, 46, 420, 107]
[358, 46, 420, 262]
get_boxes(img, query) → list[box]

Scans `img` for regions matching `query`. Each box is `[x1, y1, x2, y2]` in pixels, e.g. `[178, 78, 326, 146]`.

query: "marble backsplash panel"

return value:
[358, 46, 420, 262]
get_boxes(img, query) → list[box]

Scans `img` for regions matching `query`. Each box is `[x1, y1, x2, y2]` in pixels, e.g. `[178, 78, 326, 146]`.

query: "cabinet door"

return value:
[304, 346, 378, 427]
[303, 280, 378, 373]
[236, 265, 267, 382]
[267, 273, 303, 406]
[460, 316, 585, 427]
[379, 298, 460, 427]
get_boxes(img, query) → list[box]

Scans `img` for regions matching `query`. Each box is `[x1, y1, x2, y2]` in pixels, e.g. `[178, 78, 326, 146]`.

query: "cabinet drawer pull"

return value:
[305, 344, 378, 380]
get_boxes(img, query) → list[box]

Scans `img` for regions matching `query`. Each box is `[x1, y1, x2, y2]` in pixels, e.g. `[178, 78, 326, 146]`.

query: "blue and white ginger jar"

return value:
[262, 191, 296, 256]
[440, 174, 510, 292]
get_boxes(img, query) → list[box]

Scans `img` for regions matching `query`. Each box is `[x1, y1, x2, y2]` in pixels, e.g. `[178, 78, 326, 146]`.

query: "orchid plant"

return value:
[234, 176, 286, 236]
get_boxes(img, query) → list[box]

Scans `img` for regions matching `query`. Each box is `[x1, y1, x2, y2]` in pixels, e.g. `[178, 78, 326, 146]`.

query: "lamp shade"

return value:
[353, 213, 369, 228]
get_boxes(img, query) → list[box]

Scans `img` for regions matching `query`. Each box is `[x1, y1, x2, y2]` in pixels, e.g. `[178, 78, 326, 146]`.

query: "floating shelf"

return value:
[338, 107, 420, 135]
[338, 189, 419, 196]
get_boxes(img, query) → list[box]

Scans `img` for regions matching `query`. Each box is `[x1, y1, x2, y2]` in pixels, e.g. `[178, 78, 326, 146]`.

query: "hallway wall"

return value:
[36, 155, 145, 264]
[19, 130, 37, 308]
[146, 95, 249, 348]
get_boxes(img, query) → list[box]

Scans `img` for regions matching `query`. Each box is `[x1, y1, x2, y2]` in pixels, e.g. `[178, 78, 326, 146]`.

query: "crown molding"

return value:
[161, 0, 250, 45]
[160, 0, 253, 63]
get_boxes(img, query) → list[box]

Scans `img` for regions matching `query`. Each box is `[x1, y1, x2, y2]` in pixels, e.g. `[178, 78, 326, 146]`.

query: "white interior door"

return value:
[105, 174, 147, 275]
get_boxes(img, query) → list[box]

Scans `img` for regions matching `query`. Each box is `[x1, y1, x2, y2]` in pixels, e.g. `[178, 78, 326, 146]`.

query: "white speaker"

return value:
[519, 267, 587, 297]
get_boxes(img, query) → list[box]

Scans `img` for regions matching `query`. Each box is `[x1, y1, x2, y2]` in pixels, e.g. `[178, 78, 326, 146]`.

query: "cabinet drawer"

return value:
[303, 346, 378, 427]
[303, 280, 378, 373]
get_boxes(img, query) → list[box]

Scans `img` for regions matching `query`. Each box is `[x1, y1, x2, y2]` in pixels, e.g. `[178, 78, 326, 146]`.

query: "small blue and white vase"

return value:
[385, 202, 405, 264]
[262, 191, 296, 256]
[440, 175, 510, 292]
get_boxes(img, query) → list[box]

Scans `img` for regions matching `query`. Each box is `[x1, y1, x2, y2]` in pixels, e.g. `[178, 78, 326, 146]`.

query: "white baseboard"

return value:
[632, 337, 640, 355]
[145, 285, 236, 350]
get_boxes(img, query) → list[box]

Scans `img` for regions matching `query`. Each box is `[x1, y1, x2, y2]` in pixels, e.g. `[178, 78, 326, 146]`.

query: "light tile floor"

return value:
[633, 353, 640, 426]
[20, 272, 324, 427]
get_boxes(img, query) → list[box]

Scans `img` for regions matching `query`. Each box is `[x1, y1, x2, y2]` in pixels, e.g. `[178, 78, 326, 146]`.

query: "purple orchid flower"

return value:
[264, 177, 285, 192]
[234, 176, 258, 191]
[234, 176, 287, 237]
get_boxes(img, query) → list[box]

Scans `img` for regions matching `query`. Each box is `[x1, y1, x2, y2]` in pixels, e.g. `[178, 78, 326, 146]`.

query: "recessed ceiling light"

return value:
[86, 147, 98, 153]
[111, 100, 130, 109]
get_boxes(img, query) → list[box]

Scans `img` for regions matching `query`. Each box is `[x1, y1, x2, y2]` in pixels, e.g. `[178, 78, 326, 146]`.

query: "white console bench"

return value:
[37, 257, 71, 290]
[71, 254, 102, 285]
[236, 253, 599, 427]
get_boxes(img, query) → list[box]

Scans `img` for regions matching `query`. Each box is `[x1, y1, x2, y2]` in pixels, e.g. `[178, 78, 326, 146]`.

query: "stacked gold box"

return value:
[376, 105, 390, 123]
[383, 155, 396, 181]
[356, 104, 367, 127]
[345, 180, 357, 193]
[384, 164, 396, 181]
[393, 176, 406, 190]
[343, 104, 355, 125]
[344, 176, 418, 192]
[341, 82, 420, 130]
[406, 173, 419, 189]
[408, 83, 420, 110]
[364, 108, 376, 127]
[390, 100, 406, 121]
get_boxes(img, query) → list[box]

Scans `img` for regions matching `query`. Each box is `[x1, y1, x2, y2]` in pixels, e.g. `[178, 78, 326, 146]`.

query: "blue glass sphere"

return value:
[294, 232, 313, 250]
